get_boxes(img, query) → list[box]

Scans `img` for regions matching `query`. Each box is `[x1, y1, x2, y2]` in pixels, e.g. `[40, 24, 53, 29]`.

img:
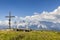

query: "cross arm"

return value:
[5, 16, 15, 18]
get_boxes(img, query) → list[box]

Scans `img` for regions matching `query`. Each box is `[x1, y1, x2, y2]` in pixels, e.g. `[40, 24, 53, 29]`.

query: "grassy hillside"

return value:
[0, 30, 60, 40]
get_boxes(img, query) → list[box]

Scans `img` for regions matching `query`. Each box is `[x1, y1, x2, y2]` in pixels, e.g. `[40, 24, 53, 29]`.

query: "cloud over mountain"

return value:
[0, 6, 60, 31]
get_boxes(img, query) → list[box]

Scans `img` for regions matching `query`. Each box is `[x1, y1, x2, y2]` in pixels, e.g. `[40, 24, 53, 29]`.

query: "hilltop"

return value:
[0, 30, 60, 40]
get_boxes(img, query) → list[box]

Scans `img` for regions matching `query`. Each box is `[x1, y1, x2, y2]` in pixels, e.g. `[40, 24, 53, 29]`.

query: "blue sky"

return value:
[0, 0, 60, 30]
[0, 0, 60, 20]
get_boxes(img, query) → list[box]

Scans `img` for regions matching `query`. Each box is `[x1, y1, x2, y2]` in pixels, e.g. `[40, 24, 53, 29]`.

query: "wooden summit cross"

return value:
[5, 12, 15, 29]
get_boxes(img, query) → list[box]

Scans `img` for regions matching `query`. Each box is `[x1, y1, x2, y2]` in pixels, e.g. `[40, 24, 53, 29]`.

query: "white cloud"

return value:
[0, 6, 60, 30]
[18, 6, 60, 29]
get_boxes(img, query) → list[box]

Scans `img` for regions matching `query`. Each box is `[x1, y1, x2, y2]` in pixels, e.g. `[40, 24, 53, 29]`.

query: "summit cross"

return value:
[5, 12, 15, 29]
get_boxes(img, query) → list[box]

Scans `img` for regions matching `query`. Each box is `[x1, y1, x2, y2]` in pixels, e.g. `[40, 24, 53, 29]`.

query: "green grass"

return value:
[0, 30, 60, 40]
